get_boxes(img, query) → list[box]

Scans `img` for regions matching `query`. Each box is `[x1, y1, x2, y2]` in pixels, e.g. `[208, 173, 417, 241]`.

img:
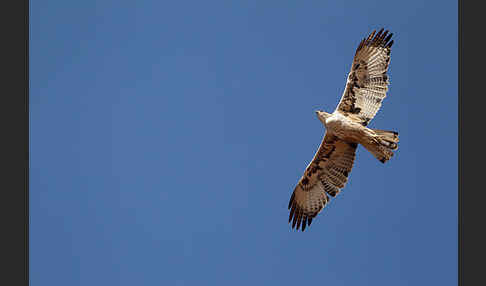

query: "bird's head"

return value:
[315, 110, 331, 124]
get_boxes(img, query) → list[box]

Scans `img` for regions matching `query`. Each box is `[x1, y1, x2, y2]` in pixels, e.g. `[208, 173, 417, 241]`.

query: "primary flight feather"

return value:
[288, 28, 399, 232]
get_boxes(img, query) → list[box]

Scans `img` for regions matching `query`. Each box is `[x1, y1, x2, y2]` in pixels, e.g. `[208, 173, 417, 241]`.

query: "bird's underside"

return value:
[288, 28, 399, 232]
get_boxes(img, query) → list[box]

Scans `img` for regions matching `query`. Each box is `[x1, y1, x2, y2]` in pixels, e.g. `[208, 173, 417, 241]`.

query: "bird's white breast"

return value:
[325, 112, 347, 130]
[325, 112, 361, 140]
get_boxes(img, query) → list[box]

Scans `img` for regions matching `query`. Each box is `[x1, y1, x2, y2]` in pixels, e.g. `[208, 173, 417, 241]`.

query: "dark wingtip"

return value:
[380, 30, 389, 44]
[295, 213, 302, 231]
[384, 33, 393, 46]
[288, 205, 295, 223]
[291, 211, 298, 229]
[366, 29, 376, 45]
[359, 28, 395, 50]
[288, 192, 295, 209]
[372, 28, 384, 44]
[289, 214, 314, 232]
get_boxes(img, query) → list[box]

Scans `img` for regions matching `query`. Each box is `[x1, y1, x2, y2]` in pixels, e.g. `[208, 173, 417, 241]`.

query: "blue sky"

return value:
[30, 1, 457, 285]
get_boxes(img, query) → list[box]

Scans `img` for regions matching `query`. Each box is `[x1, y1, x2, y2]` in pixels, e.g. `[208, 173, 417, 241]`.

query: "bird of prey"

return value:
[288, 28, 399, 231]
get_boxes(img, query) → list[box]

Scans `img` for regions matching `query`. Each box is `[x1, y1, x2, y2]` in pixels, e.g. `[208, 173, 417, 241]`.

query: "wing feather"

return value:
[335, 28, 394, 126]
[288, 133, 357, 231]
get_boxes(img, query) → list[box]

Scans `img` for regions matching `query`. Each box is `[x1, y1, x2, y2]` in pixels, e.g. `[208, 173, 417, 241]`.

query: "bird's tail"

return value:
[364, 129, 399, 163]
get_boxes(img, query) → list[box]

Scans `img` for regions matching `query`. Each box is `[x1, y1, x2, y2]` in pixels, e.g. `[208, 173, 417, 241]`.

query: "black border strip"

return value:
[1, 1, 28, 285]
[25, 0, 29, 283]
[459, 0, 485, 285]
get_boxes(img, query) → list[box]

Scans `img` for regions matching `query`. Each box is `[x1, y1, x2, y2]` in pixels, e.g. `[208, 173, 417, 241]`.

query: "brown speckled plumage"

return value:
[337, 28, 394, 124]
[287, 28, 399, 232]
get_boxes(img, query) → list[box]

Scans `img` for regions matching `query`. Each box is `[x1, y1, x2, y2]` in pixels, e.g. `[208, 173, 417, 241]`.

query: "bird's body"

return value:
[288, 28, 399, 231]
[320, 111, 397, 162]
[322, 111, 368, 143]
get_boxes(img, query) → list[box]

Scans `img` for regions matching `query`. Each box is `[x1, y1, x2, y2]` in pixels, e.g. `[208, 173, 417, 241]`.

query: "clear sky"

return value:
[30, 1, 457, 285]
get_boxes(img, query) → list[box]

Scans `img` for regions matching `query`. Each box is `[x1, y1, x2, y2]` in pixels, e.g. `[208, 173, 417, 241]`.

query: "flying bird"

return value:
[288, 28, 399, 231]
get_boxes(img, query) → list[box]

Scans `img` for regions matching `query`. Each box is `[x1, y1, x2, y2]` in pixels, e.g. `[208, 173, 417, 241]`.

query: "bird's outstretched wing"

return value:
[288, 133, 357, 231]
[335, 28, 394, 126]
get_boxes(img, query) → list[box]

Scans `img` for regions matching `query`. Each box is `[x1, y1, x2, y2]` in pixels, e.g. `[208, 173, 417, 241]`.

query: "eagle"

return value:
[288, 28, 399, 231]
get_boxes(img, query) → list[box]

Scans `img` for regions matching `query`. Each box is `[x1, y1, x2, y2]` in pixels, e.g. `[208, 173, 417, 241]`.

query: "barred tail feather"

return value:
[364, 129, 399, 163]
[373, 129, 399, 150]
